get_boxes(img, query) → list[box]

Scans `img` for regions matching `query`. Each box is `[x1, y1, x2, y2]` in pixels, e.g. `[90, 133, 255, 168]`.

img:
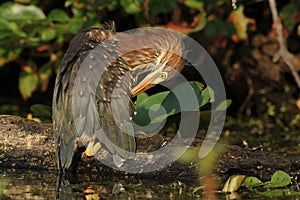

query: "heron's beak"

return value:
[131, 71, 160, 96]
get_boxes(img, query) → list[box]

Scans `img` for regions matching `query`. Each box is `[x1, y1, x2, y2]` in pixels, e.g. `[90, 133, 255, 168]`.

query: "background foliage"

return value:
[0, 0, 299, 123]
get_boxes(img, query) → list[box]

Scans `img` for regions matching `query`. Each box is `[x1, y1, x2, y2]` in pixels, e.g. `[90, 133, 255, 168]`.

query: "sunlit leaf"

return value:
[48, 9, 70, 22]
[19, 65, 39, 100]
[136, 92, 149, 107]
[192, 13, 207, 33]
[0, 18, 27, 38]
[242, 176, 263, 187]
[0, 2, 46, 21]
[120, 0, 141, 14]
[228, 6, 255, 40]
[222, 175, 246, 192]
[199, 85, 214, 106]
[184, 0, 204, 9]
[216, 99, 232, 111]
[0, 48, 22, 67]
[68, 18, 85, 33]
[41, 28, 56, 41]
[264, 170, 291, 188]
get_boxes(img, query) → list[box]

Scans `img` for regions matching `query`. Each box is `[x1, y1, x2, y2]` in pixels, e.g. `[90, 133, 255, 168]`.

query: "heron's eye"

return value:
[160, 72, 168, 80]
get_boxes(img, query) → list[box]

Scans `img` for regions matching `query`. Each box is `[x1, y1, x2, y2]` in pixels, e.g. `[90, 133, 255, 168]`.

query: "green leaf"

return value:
[133, 81, 211, 127]
[133, 91, 169, 126]
[38, 63, 52, 83]
[65, 0, 75, 7]
[148, 0, 177, 16]
[280, 2, 300, 32]
[192, 13, 207, 33]
[242, 176, 263, 187]
[68, 18, 85, 33]
[120, 0, 141, 14]
[204, 18, 235, 37]
[229, 6, 254, 40]
[19, 66, 39, 99]
[216, 99, 232, 111]
[260, 189, 300, 197]
[0, 48, 22, 67]
[0, 2, 46, 21]
[0, 18, 12, 31]
[199, 85, 214, 106]
[264, 170, 291, 188]
[41, 28, 56, 41]
[30, 104, 52, 119]
[48, 9, 70, 22]
[0, 19, 27, 38]
[184, 0, 204, 9]
[136, 92, 149, 107]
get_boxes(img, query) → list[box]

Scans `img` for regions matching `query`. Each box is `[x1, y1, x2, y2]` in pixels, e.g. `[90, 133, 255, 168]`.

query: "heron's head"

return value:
[131, 49, 186, 96]
[116, 28, 186, 96]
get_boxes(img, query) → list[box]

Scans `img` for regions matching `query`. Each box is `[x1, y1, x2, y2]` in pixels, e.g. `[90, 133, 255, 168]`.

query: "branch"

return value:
[268, 0, 300, 89]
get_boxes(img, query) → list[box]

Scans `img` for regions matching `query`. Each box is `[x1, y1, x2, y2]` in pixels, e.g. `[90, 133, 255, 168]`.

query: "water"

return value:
[0, 169, 197, 199]
[2, 169, 299, 200]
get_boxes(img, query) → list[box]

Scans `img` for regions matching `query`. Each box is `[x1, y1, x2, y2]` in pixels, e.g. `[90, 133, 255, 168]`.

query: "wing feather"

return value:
[53, 28, 136, 171]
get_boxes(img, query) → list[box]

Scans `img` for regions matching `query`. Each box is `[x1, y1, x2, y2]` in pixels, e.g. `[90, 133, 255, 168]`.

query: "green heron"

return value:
[52, 23, 186, 173]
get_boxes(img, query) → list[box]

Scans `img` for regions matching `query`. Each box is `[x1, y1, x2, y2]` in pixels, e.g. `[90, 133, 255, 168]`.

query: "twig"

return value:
[268, 0, 300, 89]
[238, 76, 254, 115]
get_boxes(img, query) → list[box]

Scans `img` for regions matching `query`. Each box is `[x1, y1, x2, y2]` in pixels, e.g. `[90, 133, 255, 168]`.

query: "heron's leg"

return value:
[63, 146, 85, 174]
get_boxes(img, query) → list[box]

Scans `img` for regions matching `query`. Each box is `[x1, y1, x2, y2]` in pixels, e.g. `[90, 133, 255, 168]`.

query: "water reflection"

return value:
[0, 169, 56, 199]
[1, 169, 289, 199]
[0, 169, 194, 199]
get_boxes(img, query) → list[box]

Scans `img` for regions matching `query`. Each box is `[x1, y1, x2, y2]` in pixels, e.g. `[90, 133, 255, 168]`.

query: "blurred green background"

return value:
[0, 0, 299, 127]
